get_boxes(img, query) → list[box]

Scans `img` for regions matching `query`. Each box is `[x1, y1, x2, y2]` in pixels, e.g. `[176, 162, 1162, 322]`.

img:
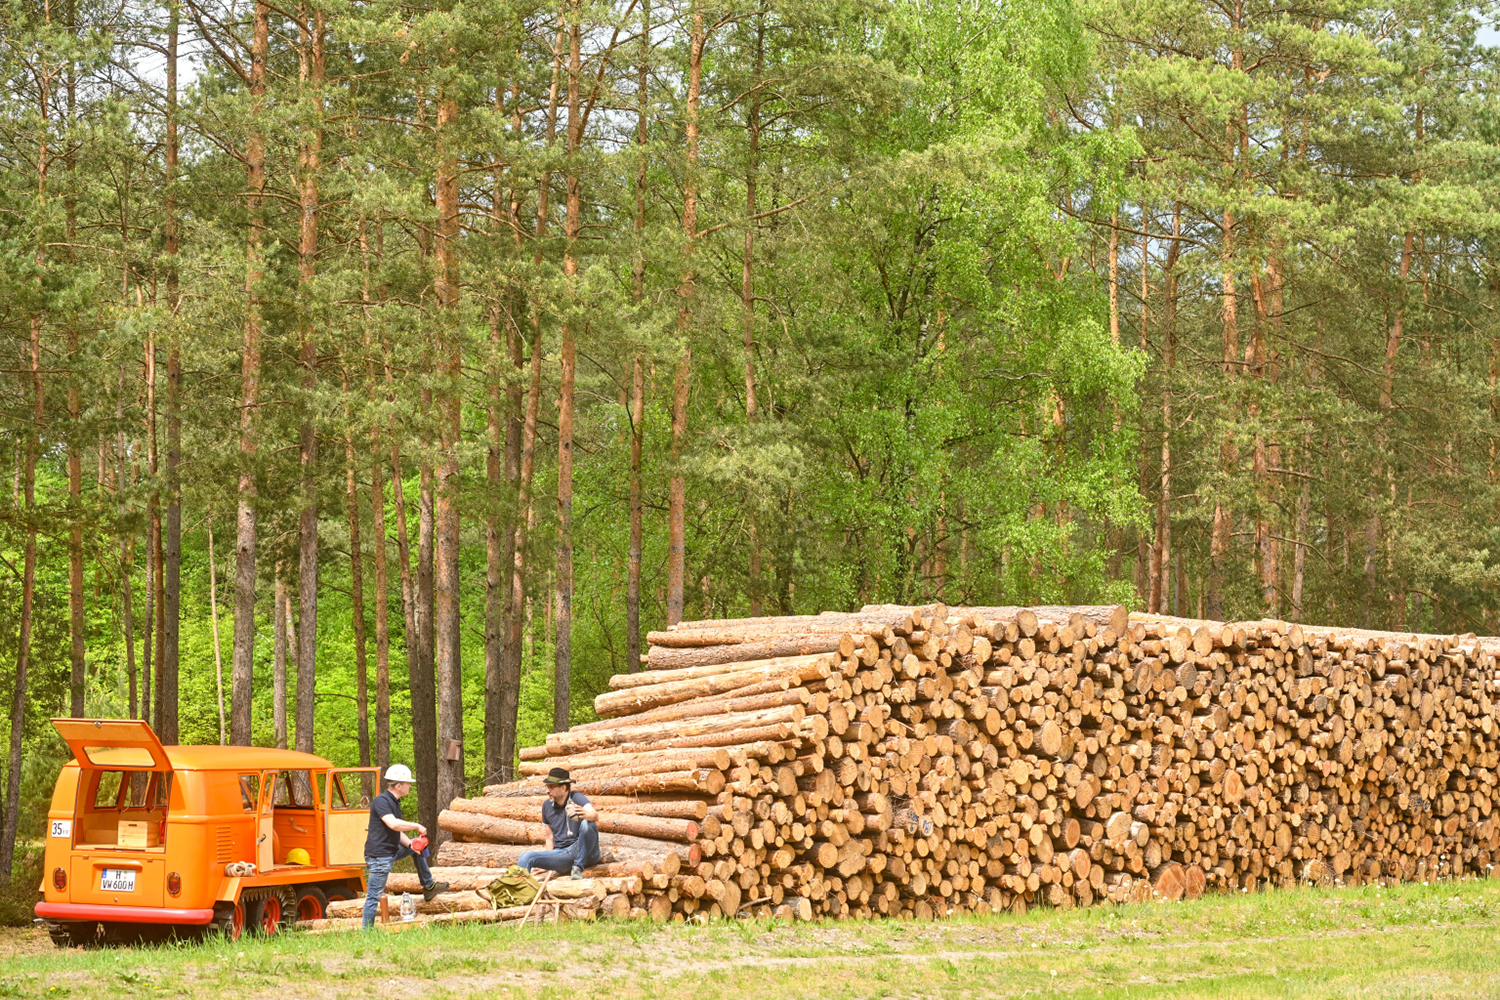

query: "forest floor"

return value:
[1, 876, 1497, 999]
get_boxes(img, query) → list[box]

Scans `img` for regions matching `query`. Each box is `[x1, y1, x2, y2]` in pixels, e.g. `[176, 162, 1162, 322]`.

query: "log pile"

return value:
[446, 605, 1500, 921]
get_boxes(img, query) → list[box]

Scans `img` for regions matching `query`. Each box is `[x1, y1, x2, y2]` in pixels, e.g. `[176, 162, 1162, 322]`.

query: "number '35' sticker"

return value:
[50, 820, 71, 838]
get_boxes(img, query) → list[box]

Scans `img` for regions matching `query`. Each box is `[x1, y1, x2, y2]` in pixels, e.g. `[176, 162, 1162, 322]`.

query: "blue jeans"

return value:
[517, 821, 600, 875]
[363, 844, 435, 929]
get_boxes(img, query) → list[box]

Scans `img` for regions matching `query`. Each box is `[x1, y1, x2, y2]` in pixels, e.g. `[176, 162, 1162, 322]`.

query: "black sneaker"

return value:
[423, 881, 450, 902]
[570, 867, 583, 880]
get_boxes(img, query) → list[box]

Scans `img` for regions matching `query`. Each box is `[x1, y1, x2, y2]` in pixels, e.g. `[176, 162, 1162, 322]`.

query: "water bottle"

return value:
[400, 892, 416, 922]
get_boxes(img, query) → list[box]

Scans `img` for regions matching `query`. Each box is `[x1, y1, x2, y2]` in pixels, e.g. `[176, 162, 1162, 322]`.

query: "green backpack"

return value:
[485, 865, 541, 908]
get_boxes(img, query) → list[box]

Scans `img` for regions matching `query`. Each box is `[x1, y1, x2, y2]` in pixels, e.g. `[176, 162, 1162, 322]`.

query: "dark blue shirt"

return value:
[364, 790, 404, 858]
[541, 792, 590, 849]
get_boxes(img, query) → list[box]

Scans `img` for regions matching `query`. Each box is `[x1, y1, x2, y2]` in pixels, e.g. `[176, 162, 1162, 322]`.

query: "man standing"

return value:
[362, 764, 449, 930]
[517, 768, 600, 879]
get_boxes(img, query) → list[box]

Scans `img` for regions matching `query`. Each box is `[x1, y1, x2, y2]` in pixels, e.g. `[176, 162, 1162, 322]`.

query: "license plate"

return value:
[100, 868, 136, 892]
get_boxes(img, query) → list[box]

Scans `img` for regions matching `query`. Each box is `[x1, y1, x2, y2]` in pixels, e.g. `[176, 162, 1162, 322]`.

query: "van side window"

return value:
[93, 771, 124, 809]
[327, 771, 374, 811]
[126, 772, 153, 809]
[273, 770, 315, 809]
[239, 773, 260, 811]
[151, 773, 173, 809]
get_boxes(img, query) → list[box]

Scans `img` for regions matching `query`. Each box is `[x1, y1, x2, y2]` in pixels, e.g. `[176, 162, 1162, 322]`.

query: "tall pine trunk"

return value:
[5, 322, 44, 879]
[232, 0, 270, 746]
[667, 3, 707, 626]
[345, 411, 370, 767]
[67, 342, 84, 716]
[145, 333, 161, 730]
[433, 89, 466, 811]
[554, 2, 582, 733]
[160, 0, 181, 743]
[273, 564, 289, 749]
[116, 365, 137, 718]
[741, 12, 764, 615]
[370, 445, 391, 772]
[414, 437, 438, 836]
[626, 0, 649, 672]
[504, 18, 565, 748]
[294, 4, 325, 756]
[492, 83, 516, 779]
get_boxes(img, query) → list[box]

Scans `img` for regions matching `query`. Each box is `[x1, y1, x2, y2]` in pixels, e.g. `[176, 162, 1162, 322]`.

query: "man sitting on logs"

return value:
[517, 768, 600, 879]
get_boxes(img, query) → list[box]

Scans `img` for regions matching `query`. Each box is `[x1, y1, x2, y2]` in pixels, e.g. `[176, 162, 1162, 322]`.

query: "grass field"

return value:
[3, 877, 1497, 999]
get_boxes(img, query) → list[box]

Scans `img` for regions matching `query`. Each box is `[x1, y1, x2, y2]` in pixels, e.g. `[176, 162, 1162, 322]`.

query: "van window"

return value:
[126, 772, 151, 809]
[327, 771, 375, 811]
[123, 772, 172, 810]
[93, 771, 124, 809]
[82, 746, 156, 768]
[272, 770, 315, 809]
[239, 773, 260, 811]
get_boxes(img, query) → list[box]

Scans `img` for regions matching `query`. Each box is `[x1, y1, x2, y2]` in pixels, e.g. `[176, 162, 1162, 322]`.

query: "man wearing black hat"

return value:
[517, 767, 600, 879]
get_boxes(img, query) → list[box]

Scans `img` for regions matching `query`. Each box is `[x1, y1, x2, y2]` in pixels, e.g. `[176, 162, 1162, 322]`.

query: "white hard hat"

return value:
[384, 764, 415, 783]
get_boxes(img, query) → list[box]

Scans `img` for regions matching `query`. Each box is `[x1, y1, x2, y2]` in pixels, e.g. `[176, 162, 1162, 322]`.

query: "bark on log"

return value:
[545, 706, 804, 755]
[446, 801, 701, 842]
[646, 636, 846, 671]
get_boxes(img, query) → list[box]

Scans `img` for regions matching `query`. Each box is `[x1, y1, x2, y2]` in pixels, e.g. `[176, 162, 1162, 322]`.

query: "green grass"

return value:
[4, 877, 1499, 999]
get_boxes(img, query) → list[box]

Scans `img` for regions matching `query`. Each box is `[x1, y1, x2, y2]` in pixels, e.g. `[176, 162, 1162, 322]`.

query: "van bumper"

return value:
[35, 902, 214, 925]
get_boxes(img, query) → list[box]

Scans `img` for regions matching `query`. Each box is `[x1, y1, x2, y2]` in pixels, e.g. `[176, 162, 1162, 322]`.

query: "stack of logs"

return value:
[423, 605, 1500, 922]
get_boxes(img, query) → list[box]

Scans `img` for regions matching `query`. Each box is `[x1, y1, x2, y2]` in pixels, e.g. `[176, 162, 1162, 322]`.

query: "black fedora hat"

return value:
[542, 767, 572, 785]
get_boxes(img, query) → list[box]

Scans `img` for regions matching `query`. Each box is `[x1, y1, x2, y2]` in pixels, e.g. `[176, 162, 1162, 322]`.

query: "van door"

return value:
[324, 769, 379, 866]
[256, 771, 277, 873]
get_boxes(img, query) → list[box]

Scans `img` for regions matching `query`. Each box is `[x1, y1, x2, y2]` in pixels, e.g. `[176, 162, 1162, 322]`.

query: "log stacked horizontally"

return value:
[441, 605, 1500, 922]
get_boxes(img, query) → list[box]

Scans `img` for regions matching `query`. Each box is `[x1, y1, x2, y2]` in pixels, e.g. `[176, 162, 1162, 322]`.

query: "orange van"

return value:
[35, 719, 378, 945]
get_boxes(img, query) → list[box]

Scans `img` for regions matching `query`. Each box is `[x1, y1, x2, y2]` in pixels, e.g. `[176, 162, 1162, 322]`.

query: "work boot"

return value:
[423, 881, 450, 902]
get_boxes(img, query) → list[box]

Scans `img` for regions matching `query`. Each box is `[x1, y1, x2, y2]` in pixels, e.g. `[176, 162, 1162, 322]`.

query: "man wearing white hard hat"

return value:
[361, 764, 449, 930]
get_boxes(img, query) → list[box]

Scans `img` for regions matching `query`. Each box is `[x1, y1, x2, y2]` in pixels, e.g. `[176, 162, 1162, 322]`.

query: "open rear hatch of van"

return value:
[51, 719, 172, 911]
[52, 719, 172, 771]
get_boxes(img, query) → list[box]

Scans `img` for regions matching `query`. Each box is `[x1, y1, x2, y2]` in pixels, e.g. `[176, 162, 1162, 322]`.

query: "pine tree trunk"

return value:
[668, 4, 707, 627]
[5, 323, 43, 879]
[554, 3, 582, 734]
[207, 524, 226, 744]
[273, 565, 289, 749]
[626, 0, 649, 674]
[434, 89, 466, 813]
[1151, 206, 1181, 615]
[389, 435, 424, 783]
[1208, 202, 1237, 621]
[492, 88, 516, 779]
[294, 4, 325, 757]
[117, 366, 137, 719]
[141, 510, 155, 723]
[346, 417, 370, 767]
[627, 358, 646, 674]
[232, 0, 270, 747]
[742, 12, 764, 616]
[145, 332, 160, 729]
[415, 451, 439, 835]
[503, 21, 564, 761]
[160, 2, 181, 745]
[370, 444, 391, 772]
[68, 326, 84, 715]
